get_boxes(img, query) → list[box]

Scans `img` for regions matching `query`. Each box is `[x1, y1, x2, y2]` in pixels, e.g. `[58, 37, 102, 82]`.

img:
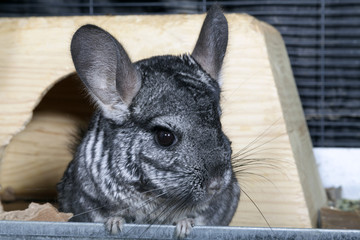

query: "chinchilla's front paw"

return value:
[105, 216, 125, 234]
[175, 218, 195, 239]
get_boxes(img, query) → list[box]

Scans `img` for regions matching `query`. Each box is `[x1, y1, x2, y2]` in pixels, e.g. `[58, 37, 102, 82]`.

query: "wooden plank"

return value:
[0, 14, 326, 228]
[320, 207, 360, 229]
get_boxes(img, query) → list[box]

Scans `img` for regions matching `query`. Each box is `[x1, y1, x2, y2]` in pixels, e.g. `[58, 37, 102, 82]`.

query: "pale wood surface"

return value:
[261, 23, 328, 227]
[1, 75, 93, 198]
[0, 14, 326, 228]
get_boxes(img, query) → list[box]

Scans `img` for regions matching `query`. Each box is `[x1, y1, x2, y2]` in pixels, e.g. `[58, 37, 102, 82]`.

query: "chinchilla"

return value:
[57, 4, 240, 238]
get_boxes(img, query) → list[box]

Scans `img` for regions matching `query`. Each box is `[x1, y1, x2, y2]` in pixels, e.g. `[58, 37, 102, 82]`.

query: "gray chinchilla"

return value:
[57, 4, 240, 239]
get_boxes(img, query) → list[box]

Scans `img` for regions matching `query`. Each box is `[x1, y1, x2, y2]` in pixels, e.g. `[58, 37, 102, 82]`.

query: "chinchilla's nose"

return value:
[207, 177, 222, 195]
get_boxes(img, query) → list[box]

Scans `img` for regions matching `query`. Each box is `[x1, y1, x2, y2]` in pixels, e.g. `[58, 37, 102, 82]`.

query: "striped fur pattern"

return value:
[57, 5, 240, 238]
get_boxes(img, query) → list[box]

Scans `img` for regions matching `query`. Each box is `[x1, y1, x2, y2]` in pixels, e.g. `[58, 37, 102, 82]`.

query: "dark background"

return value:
[1, 0, 359, 148]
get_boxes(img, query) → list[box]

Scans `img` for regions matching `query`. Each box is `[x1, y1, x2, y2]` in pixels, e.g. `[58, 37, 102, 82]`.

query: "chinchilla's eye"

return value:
[155, 129, 176, 147]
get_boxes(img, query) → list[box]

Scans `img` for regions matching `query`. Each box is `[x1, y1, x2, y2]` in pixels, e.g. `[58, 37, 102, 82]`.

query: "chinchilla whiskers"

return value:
[232, 145, 286, 160]
[231, 119, 282, 158]
[229, 122, 294, 231]
[124, 182, 187, 222]
[119, 191, 170, 220]
[70, 206, 106, 219]
[240, 188, 273, 232]
[232, 157, 286, 171]
[232, 134, 287, 160]
[143, 181, 190, 224]
[235, 172, 279, 193]
[144, 191, 191, 233]
[230, 119, 293, 181]
[69, 174, 189, 222]
[232, 155, 288, 229]
[168, 194, 192, 222]
[232, 154, 293, 184]
[124, 186, 189, 237]
[234, 169, 279, 188]
[155, 182, 194, 227]
[70, 185, 178, 219]
[232, 152, 291, 192]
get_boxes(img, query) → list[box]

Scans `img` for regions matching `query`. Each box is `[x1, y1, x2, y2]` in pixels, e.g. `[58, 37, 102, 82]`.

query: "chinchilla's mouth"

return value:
[134, 177, 161, 195]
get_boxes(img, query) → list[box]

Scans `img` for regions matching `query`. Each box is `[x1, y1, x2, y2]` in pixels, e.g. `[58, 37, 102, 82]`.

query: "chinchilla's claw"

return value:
[106, 216, 125, 234]
[175, 218, 195, 239]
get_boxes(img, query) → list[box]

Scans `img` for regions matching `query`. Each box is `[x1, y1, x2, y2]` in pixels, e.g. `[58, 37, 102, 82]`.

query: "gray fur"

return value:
[192, 5, 228, 81]
[57, 4, 240, 237]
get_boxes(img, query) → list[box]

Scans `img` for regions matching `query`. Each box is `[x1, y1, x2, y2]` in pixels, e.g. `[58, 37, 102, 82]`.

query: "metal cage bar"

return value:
[0, 221, 360, 240]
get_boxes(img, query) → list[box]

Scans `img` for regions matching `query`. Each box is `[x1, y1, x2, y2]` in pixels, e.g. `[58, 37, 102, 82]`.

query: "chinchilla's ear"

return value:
[192, 5, 228, 81]
[71, 24, 141, 120]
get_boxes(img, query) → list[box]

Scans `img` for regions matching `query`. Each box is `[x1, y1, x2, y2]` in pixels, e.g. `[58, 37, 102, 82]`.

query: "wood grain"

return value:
[320, 207, 360, 229]
[1, 75, 93, 199]
[0, 14, 326, 228]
